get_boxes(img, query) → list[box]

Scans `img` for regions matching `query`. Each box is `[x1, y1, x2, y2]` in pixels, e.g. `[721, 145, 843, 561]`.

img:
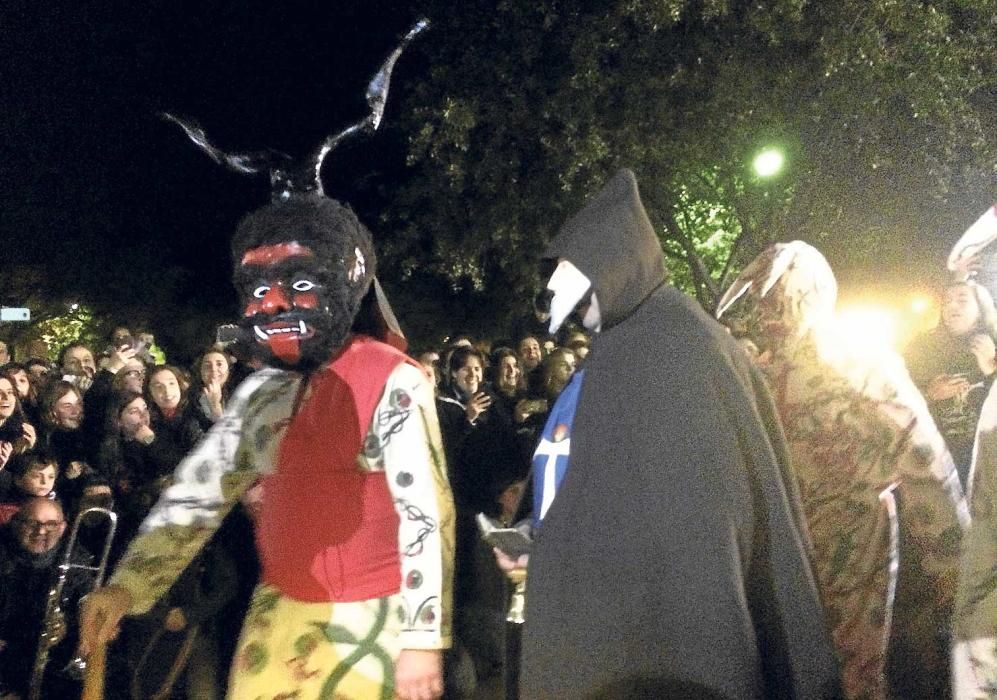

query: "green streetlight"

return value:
[752, 148, 784, 178]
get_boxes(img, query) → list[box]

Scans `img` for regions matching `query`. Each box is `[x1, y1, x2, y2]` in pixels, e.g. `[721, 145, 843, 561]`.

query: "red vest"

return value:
[257, 335, 415, 602]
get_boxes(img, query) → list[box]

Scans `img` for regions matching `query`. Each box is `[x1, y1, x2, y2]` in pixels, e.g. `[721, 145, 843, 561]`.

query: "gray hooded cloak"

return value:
[519, 170, 841, 699]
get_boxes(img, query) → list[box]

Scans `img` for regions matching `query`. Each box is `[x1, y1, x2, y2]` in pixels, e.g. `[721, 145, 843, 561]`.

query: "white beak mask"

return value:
[547, 260, 602, 334]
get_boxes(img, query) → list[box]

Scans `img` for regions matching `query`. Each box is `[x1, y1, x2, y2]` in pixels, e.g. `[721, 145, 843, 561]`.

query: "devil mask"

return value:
[231, 197, 375, 370]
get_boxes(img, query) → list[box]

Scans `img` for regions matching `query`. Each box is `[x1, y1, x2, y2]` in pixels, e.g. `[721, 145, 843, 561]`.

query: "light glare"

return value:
[753, 149, 785, 178]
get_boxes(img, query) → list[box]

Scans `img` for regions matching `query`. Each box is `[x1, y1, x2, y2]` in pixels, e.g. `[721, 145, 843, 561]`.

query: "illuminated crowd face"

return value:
[8, 370, 31, 400]
[119, 396, 151, 438]
[200, 351, 230, 386]
[52, 389, 83, 429]
[148, 369, 182, 412]
[63, 346, 96, 377]
[942, 285, 981, 337]
[453, 356, 483, 396]
[17, 500, 66, 555]
[0, 378, 16, 421]
[518, 338, 542, 370]
[18, 464, 57, 497]
[497, 355, 521, 394]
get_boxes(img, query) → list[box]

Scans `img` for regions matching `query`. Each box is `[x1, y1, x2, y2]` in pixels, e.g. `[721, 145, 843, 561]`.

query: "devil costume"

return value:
[106, 21, 454, 699]
[718, 242, 968, 699]
[519, 170, 840, 699]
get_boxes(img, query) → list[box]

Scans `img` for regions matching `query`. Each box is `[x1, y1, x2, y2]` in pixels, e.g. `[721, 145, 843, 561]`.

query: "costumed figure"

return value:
[517, 169, 841, 699]
[717, 241, 969, 699]
[79, 20, 456, 700]
[947, 205, 997, 699]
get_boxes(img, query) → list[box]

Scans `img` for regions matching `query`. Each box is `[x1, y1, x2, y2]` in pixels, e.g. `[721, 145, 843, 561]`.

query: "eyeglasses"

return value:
[123, 369, 146, 378]
[21, 519, 64, 533]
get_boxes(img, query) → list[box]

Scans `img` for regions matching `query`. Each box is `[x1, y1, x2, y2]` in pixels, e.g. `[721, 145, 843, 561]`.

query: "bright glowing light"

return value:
[753, 148, 785, 178]
[69, 303, 79, 311]
[910, 295, 931, 314]
[834, 305, 898, 353]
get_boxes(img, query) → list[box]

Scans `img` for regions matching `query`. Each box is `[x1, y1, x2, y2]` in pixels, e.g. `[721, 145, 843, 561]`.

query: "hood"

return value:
[716, 241, 837, 346]
[543, 169, 667, 330]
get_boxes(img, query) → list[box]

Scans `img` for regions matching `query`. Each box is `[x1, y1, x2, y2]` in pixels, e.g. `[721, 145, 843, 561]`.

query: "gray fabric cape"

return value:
[519, 169, 841, 699]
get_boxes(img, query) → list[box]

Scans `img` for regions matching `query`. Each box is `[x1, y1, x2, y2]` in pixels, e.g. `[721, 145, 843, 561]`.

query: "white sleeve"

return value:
[361, 362, 455, 649]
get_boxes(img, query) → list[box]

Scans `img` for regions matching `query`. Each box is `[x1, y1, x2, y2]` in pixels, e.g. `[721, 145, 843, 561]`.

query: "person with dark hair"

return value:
[0, 373, 36, 475]
[81, 34, 454, 696]
[436, 346, 495, 469]
[144, 365, 205, 466]
[905, 279, 997, 487]
[0, 452, 60, 524]
[38, 379, 92, 510]
[58, 342, 97, 393]
[191, 348, 234, 428]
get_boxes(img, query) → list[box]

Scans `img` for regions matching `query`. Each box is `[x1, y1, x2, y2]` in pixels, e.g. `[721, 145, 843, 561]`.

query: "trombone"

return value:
[29, 506, 117, 700]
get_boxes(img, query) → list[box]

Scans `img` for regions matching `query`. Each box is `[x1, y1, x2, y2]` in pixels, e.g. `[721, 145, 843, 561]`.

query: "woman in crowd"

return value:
[436, 347, 495, 470]
[38, 379, 92, 510]
[1, 364, 42, 428]
[487, 348, 525, 426]
[905, 279, 997, 488]
[99, 389, 186, 561]
[145, 365, 205, 463]
[516, 347, 578, 447]
[192, 348, 233, 429]
[0, 374, 36, 474]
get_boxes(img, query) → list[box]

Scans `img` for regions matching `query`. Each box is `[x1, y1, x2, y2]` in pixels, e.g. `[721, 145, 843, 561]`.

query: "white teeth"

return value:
[253, 326, 268, 341]
[298, 320, 306, 333]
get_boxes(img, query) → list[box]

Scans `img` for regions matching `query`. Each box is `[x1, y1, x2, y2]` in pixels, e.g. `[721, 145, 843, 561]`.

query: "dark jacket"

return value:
[519, 169, 841, 699]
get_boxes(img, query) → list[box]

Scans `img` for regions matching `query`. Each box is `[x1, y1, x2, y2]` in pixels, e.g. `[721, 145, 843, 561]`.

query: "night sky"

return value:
[2, 1, 993, 355]
[3, 1, 423, 352]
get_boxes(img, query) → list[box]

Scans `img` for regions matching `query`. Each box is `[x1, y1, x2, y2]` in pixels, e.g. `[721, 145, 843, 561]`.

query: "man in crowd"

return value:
[515, 169, 841, 698]
[0, 498, 94, 699]
[79, 193, 454, 699]
[58, 343, 97, 393]
[0, 341, 10, 366]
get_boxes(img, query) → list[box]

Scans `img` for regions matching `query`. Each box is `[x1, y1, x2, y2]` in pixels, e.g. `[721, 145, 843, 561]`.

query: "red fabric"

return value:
[257, 335, 418, 602]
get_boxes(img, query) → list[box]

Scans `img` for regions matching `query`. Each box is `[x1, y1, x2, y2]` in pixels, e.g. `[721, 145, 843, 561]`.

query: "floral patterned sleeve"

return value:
[359, 362, 455, 650]
[110, 369, 300, 615]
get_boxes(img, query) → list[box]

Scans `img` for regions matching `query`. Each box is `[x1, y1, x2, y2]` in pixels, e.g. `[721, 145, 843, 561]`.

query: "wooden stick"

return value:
[81, 642, 106, 700]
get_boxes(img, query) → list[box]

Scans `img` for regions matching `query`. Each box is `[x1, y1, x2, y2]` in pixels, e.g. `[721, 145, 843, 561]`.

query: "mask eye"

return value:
[291, 280, 316, 292]
[252, 285, 270, 299]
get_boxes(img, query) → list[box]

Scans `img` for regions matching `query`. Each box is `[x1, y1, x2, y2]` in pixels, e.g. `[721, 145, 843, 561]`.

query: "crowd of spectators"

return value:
[0, 271, 991, 699]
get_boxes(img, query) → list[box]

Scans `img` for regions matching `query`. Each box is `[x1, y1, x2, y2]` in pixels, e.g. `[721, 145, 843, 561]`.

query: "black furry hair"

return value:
[231, 195, 376, 283]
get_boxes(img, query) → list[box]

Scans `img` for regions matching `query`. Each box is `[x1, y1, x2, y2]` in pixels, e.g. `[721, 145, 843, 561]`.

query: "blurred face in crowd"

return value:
[16, 499, 66, 555]
[111, 327, 132, 346]
[518, 337, 542, 371]
[17, 463, 57, 498]
[63, 345, 97, 377]
[148, 368, 183, 413]
[118, 359, 146, 393]
[118, 396, 151, 439]
[0, 341, 9, 365]
[496, 355, 521, 396]
[52, 388, 83, 429]
[200, 351, 230, 387]
[942, 284, 981, 337]
[0, 378, 16, 421]
[549, 350, 577, 387]
[418, 351, 440, 386]
[28, 362, 51, 383]
[453, 355, 483, 396]
[7, 369, 31, 400]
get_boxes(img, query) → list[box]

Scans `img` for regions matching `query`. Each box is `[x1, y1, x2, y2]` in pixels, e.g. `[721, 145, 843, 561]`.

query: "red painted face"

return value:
[239, 242, 325, 366]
